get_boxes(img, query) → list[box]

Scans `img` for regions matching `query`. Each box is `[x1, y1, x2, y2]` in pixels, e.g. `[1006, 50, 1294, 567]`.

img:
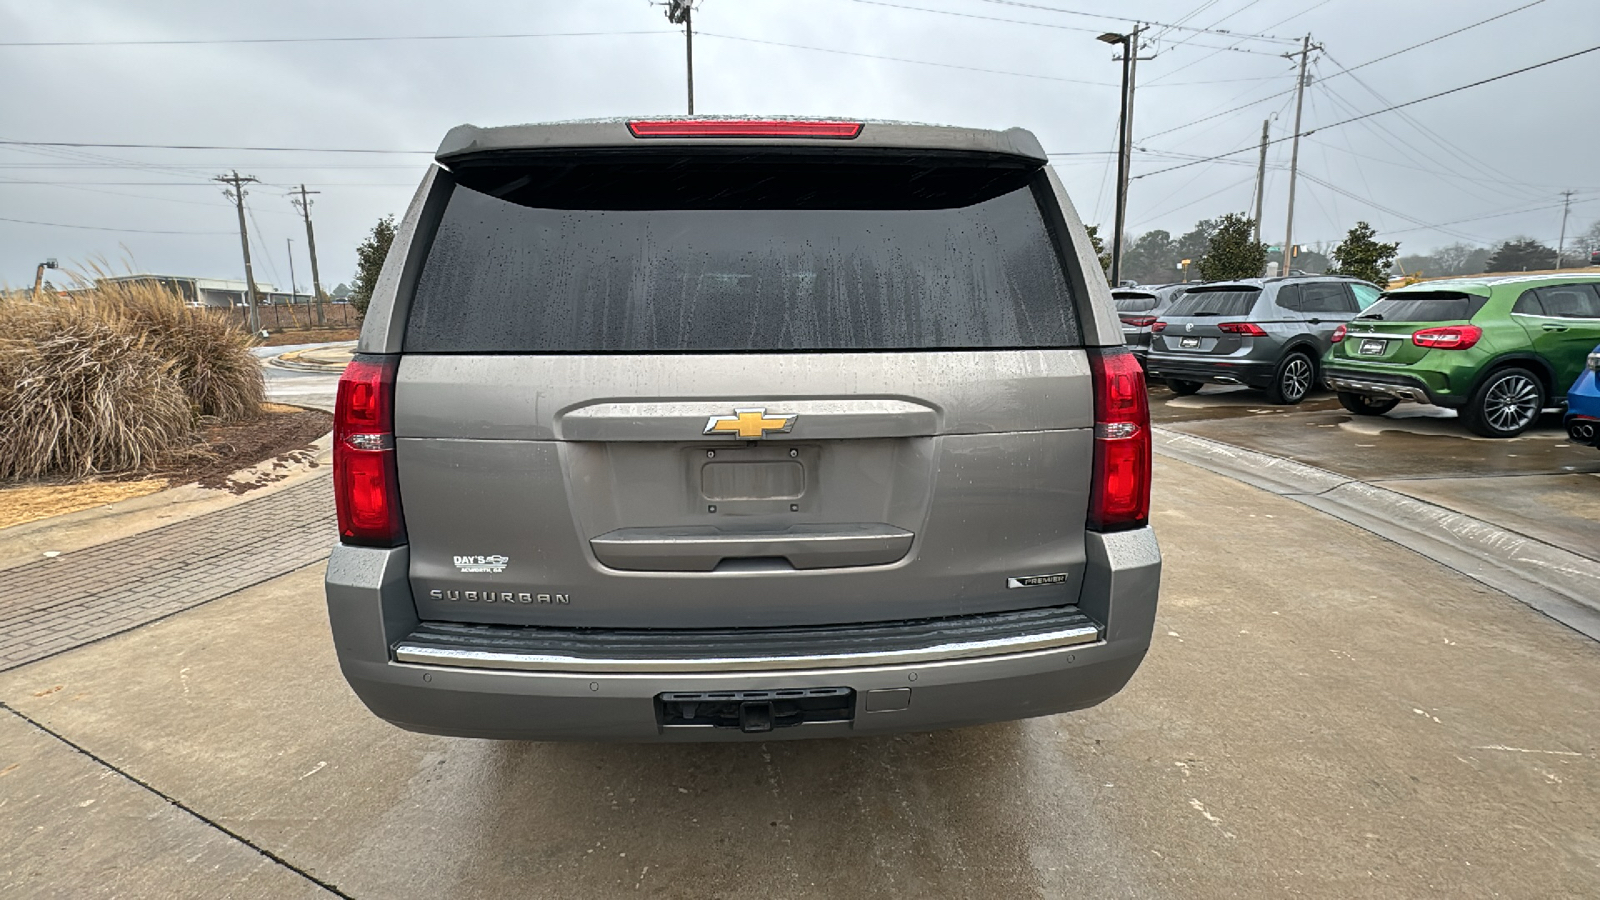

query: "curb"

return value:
[267, 342, 356, 373]
[1154, 427, 1600, 642]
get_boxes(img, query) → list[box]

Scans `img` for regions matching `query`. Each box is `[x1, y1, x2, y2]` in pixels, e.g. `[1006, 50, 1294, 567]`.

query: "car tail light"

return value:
[1331, 324, 1347, 343]
[1151, 321, 1167, 333]
[627, 120, 863, 139]
[334, 355, 405, 546]
[1088, 348, 1151, 532]
[1412, 325, 1482, 350]
[1121, 316, 1158, 327]
[1218, 322, 1268, 336]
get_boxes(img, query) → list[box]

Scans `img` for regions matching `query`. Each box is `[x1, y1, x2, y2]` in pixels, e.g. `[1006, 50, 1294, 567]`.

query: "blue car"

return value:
[1566, 344, 1600, 449]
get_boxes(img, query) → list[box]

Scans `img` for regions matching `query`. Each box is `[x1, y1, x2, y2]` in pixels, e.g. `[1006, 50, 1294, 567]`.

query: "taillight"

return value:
[1121, 316, 1158, 327]
[334, 355, 405, 546]
[1412, 325, 1482, 350]
[1331, 324, 1347, 343]
[627, 120, 863, 139]
[1151, 321, 1167, 333]
[1088, 348, 1151, 532]
[1218, 322, 1267, 336]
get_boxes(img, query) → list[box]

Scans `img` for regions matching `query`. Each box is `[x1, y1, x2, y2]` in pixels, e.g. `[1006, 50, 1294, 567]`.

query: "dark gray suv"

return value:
[1144, 276, 1382, 404]
[324, 118, 1161, 742]
[1114, 283, 1187, 366]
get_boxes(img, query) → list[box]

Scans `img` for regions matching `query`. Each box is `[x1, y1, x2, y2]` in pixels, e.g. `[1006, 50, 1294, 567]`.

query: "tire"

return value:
[1265, 351, 1315, 405]
[1165, 378, 1203, 396]
[1463, 367, 1545, 438]
[1337, 392, 1399, 416]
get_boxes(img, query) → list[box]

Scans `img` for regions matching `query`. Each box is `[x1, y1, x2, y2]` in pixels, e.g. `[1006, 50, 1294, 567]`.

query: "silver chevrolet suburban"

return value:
[324, 118, 1161, 741]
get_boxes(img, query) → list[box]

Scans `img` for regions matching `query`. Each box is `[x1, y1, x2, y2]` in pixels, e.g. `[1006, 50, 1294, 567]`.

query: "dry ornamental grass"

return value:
[0, 273, 264, 481]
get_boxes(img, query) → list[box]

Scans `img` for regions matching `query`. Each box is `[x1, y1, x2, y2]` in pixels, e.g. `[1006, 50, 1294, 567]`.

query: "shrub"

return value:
[0, 272, 265, 480]
[91, 277, 264, 422]
[0, 300, 193, 480]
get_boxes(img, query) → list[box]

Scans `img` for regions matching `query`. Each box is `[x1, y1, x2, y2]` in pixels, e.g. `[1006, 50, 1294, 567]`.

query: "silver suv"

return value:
[324, 118, 1161, 742]
[1145, 276, 1382, 403]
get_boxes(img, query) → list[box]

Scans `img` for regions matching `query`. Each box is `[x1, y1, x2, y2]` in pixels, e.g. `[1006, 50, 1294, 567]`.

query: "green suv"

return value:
[1323, 274, 1600, 437]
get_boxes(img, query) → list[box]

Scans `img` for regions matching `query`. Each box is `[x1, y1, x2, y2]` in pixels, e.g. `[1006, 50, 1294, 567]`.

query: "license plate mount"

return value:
[1359, 339, 1386, 356]
[1180, 336, 1201, 349]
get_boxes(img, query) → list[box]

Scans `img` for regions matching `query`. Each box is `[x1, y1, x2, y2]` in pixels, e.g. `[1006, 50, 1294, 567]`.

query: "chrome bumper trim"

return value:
[394, 624, 1102, 674]
[1324, 374, 1430, 404]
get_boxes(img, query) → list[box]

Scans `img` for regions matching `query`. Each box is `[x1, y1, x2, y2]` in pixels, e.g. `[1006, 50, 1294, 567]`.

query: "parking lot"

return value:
[3, 374, 1598, 899]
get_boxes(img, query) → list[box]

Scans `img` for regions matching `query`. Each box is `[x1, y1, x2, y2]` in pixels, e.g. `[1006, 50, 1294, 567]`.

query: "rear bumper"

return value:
[1143, 351, 1274, 387]
[324, 529, 1161, 742]
[1323, 366, 1457, 407]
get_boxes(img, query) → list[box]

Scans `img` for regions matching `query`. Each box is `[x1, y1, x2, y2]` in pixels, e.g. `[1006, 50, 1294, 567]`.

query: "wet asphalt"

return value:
[1150, 383, 1600, 554]
[2, 366, 1597, 898]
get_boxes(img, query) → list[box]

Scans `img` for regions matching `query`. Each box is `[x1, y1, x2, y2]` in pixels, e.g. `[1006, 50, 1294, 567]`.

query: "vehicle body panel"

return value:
[1325, 275, 1600, 411]
[329, 118, 1159, 741]
[1144, 277, 1371, 391]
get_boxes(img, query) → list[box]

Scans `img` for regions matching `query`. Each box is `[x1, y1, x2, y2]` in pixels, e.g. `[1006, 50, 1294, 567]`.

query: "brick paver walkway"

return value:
[0, 476, 335, 671]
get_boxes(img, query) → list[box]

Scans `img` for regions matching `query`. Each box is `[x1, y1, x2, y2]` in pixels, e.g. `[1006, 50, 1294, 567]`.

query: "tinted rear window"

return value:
[1114, 292, 1158, 313]
[404, 158, 1080, 354]
[1165, 288, 1260, 318]
[1357, 291, 1487, 323]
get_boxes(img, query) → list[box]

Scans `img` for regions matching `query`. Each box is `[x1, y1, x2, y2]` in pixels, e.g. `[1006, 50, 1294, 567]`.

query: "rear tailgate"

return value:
[1152, 286, 1269, 356]
[1334, 291, 1490, 365]
[393, 151, 1095, 630]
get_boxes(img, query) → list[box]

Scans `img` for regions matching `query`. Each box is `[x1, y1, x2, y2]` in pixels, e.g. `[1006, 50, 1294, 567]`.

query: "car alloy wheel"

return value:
[1281, 356, 1313, 402]
[1267, 352, 1315, 405]
[1482, 372, 1541, 434]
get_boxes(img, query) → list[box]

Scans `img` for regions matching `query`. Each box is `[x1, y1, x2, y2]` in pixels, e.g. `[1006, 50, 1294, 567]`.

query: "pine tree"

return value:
[351, 215, 397, 319]
[1484, 237, 1557, 273]
[1329, 221, 1400, 284]
[1196, 213, 1267, 281]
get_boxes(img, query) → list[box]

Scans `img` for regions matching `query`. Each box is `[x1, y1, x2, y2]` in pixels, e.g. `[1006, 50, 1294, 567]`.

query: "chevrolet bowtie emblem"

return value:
[703, 408, 798, 439]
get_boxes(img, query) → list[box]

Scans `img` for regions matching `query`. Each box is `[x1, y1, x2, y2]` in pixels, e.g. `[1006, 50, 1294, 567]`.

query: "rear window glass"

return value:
[1357, 291, 1487, 323]
[403, 158, 1080, 354]
[1114, 292, 1158, 313]
[1165, 288, 1260, 318]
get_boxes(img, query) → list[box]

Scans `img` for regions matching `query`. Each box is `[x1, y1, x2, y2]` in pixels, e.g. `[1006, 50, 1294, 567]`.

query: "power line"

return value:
[976, 0, 1299, 43]
[0, 29, 674, 48]
[1134, 41, 1600, 180]
[1334, 0, 1546, 79]
[1142, 0, 1552, 138]
[0, 139, 432, 154]
[694, 30, 1117, 85]
[0, 214, 231, 234]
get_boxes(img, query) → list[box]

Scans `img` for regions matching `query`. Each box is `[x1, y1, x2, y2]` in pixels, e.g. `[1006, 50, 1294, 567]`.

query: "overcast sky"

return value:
[3, 0, 1598, 289]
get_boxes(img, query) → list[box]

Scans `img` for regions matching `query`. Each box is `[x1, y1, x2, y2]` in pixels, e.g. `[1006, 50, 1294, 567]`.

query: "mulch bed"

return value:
[147, 406, 332, 494]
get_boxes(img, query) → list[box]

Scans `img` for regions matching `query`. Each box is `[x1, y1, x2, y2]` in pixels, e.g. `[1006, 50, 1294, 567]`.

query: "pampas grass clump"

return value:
[0, 271, 264, 480]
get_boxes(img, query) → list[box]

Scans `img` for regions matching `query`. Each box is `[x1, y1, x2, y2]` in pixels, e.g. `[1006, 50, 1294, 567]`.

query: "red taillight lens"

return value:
[627, 120, 863, 139]
[1121, 316, 1158, 327]
[1331, 324, 1347, 343]
[1412, 325, 1482, 350]
[1218, 322, 1268, 336]
[1151, 321, 1167, 333]
[334, 355, 405, 546]
[1088, 348, 1151, 532]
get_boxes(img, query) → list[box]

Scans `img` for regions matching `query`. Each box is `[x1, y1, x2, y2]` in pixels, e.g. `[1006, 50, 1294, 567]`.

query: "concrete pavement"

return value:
[3, 456, 1597, 899]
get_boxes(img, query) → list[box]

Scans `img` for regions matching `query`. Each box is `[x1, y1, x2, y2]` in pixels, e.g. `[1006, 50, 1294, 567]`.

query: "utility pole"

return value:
[1252, 118, 1270, 243]
[290, 184, 326, 326]
[665, 0, 695, 114]
[1556, 189, 1576, 269]
[1281, 34, 1318, 277]
[286, 237, 299, 327]
[1101, 24, 1146, 287]
[216, 171, 262, 332]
